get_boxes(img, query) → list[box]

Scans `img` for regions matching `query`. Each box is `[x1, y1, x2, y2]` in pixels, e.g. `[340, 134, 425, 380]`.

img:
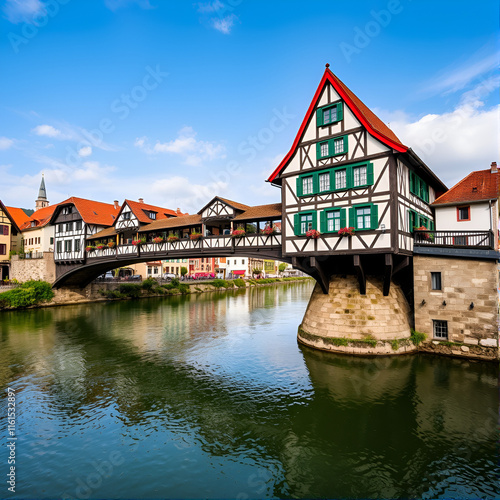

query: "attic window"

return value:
[316, 102, 343, 127]
[472, 187, 478, 192]
[31, 221, 36, 227]
[146, 211, 157, 220]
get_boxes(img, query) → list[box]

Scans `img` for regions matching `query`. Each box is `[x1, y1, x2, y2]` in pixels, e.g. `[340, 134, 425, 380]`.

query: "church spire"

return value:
[35, 174, 49, 211]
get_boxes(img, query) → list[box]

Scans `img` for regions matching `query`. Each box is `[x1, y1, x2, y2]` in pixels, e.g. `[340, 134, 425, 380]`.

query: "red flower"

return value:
[306, 229, 321, 239]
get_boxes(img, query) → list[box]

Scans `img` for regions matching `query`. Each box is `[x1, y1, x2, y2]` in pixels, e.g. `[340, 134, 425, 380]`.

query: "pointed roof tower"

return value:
[35, 174, 49, 211]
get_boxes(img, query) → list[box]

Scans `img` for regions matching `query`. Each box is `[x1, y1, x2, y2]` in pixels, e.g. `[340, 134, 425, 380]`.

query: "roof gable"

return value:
[5, 206, 31, 228]
[50, 197, 119, 226]
[124, 199, 179, 224]
[433, 169, 499, 206]
[198, 196, 250, 216]
[267, 66, 407, 183]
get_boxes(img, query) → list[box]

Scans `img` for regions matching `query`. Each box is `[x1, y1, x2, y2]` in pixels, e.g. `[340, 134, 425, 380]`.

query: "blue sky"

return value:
[0, 0, 498, 213]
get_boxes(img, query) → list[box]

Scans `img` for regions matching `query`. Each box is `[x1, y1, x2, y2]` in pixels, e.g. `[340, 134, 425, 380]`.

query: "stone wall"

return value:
[11, 253, 56, 283]
[299, 275, 416, 355]
[413, 255, 499, 359]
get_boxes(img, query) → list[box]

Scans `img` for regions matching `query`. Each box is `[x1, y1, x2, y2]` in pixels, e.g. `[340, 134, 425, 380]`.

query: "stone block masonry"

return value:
[413, 255, 499, 360]
[11, 253, 56, 283]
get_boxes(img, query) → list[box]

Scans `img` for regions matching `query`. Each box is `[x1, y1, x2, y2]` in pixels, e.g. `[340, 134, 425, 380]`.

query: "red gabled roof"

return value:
[52, 197, 119, 226]
[268, 67, 408, 183]
[433, 169, 499, 206]
[5, 206, 31, 228]
[124, 199, 181, 224]
[19, 204, 59, 231]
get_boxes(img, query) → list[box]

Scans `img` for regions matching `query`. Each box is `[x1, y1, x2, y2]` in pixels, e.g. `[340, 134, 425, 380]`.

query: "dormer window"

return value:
[147, 211, 157, 220]
[62, 206, 73, 215]
[30, 221, 36, 227]
[123, 212, 131, 220]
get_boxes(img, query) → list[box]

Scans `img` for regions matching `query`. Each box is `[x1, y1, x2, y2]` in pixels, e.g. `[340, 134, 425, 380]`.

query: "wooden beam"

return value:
[393, 256, 410, 276]
[309, 256, 329, 294]
[383, 253, 393, 296]
[353, 255, 366, 295]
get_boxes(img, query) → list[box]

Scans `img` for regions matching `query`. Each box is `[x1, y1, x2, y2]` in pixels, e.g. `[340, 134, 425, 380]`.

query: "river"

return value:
[0, 282, 498, 499]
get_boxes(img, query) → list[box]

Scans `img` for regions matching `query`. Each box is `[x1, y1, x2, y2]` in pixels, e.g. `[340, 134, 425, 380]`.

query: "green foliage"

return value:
[233, 278, 246, 288]
[212, 279, 230, 288]
[178, 284, 190, 294]
[252, 268, 263, 276]
[99, 289, 125, 299]
[8, 250, 17, 258]
[410, 329, 426, 346]
[391, 339, 400, 351]
[170, 278, 180, 287]
[180, 267, 188, 277]
[278, 262, 287, 273]
[194, 287, 203, 292]
[118, 284, 142, 298]
[141, 278, 157, 291]
[0, 280, 54, 309]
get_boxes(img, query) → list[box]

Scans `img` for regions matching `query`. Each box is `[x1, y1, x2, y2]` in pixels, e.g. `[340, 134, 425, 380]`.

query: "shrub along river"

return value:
[0, 281, 498, 499]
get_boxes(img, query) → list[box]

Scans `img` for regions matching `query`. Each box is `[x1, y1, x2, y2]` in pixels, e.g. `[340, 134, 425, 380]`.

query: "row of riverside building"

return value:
[0, 65, 498, 358]
[0, 181, 292, 283]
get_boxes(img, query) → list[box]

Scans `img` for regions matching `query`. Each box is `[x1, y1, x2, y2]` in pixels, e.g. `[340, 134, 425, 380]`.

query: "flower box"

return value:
[338, 227, 355, 237]
[132, 239, 146, 246]
[107, 241, 116, 248]
[167, 236, 179, 243]
[190, 233, 203, 241]
[261, 225, 278, 235]
[306, 229, 321, 239]
[153, 237, 164, 244]
[85, 246, 95, 252]
[231, 229, 246, 238]
[96, 245, 105, 250]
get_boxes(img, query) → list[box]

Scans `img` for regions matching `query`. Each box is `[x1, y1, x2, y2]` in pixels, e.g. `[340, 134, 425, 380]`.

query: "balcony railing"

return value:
[414, 230, 495, 249]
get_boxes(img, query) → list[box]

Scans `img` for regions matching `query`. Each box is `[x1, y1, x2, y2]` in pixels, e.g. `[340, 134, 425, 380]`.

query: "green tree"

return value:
[252, 268, 263, 277]
[180, 267, 188, 277]
[278, 263, 287, 274]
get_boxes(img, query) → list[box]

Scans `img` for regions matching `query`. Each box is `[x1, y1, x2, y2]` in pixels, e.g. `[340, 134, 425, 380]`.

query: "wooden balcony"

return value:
[414, 230, 495, 250]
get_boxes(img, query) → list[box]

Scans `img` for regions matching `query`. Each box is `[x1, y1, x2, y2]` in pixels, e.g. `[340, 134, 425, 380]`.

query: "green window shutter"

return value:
[366, 163, 374, 186]
[311, 212, 317, 230]
[328, 138, 335, 157]
[319, 210, 326, 233]
[316, 142, 322, 160]
[346, 167, 353, 189]
[312, 173, 319, 194]
[430, 220, 434, 230]
[296, 177, 303, 197]
[370, 204, 379, 230]
[337, 102, 344, 121]
[409, 172, 414, 194]
[340, 208, 347, 229]
[316, 108, 323, 127]
[349, 207, 355, 228]
[343, 134, 348, 154]
[294, 214, 300, 236]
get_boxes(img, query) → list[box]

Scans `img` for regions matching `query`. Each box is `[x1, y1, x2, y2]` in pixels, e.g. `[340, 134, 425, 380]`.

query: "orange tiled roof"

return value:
[124, 199, 182, 224]
[55, 197, 119, 226]
[433, 169, 499, 205]
[5, 206, 31, 228]
[19, 204, 59, 231]
[138, 213, 202, 233]
[233, 203, 282, 220]
[217, 197, 251, 212]
[87, 226, 118, 240]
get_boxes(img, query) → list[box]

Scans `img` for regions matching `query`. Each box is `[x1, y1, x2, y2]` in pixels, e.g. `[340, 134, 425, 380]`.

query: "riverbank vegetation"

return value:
[0, 280, 54, 309]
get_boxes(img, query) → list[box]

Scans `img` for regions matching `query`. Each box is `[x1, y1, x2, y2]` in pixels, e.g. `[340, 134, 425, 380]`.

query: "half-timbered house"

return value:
[268, 64, 447, 294]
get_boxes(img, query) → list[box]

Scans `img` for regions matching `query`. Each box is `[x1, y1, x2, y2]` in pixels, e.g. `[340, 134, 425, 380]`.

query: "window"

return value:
[75, 221, 82, 231]
[302, 176, 314, 195]
[457, 206, 470, 221]
[64, 240, 72, 252]
[316, 102, 343, 127]
[408, 210, 434, 232]
[0, 225, 8, 236]
[294, 212, 316, 236]
[56, 241, 62, 253]
[123, 212, 131, 220]
[335, 169, 347, 190]
[0, 244, 6, 255]
[50, 237, 54, 245]
[433, 320, 448, 339]
[316, 135, 348, 159]
[350, 204, 378, 231]
[409, 172, 429, 203]
[66, 222, 73, 232]
[62, 206, 73, 215]
[147, 267, 152, 275]
[147, 211, 157, 220]
[154, 267, 159, 274]
[74, 239, 81, 253]
[57, 224, 62, 233]
[353, 165, 367, 187]
[431, 272, 441, 290]
[241, 260, 245, 265]
[319, 172, 330, 192]
[320, 209, 345, 233]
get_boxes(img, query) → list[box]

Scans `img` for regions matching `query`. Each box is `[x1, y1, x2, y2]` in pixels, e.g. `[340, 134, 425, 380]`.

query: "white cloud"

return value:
[387, 82, 499, 187]
[0, 137, 14, 150]
[212, 14, 237, 34]
[78, 146, 92, 157]
[73, 161, 115, 182]
[135, 127, 226, 166]
[32, 124, 63, 138]
[2, 0, 45, 24]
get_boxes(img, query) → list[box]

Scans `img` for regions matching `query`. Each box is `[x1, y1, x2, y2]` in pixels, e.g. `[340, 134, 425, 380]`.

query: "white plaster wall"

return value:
[435, 203, 493, 231]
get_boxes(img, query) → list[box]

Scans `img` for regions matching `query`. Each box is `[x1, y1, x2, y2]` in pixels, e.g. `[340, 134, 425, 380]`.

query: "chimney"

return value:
[176, 208, 182, 214]
[138, 198, 144, 203]
[114, 200, 119, 209]
[491, 161, 497, 173]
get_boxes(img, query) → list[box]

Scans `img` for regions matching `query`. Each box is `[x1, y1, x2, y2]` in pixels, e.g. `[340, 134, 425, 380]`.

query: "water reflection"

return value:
[0, 283, 497, 499]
